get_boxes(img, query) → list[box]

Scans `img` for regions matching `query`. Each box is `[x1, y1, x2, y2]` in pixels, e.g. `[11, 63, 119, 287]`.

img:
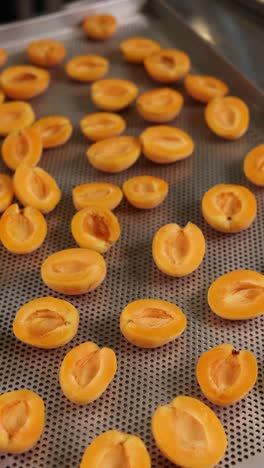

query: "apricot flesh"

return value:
[0, 389, 45, 453]
[202, 183, 257, 233]
[0, 90, 5, 103]
[65, 55, 109, 82]
[80, 430, 151, 468]
[244, 144, 264, 186]
[13, 296, 79, 348]
[205, 96, 249, 139]
[2, 126, 42, 171]
[13, 163, 61, 214]
[152, 222, 206, 276]
[184, 74, 229, 103]
[71, 205, 121, 253]
[91, 78, 138, 111]
[87, 136, 141, 173]
[0, 101, 35, 136]
[0, 48, 7, 67]
[83, 14, 118, 40]
[196, 343, 258, 405]
[120, 298, 187, 348]
[137, 87, 184, 123]
[59, 341, 117, 404]
[208, 269, 264, 320]
[1, 65, 50, 100]
[73, 182, 123, 211]
[123, 175, 168, 209]
[27, 39, 66, 67]
[152, 395, 227, 468]
[32, 116, 73, 148]
[120, 37, 161, 63]
[140, 125, 194, 164]
[41, 248, 106, 295]
[80, 112, 126, 141]
[0, 173, 13, 213]
[144, 48, 191, 83]
[0, 203, 47, 254]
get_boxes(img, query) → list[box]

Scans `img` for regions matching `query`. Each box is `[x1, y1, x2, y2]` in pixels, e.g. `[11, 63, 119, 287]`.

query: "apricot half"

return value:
[120, 37, 161, 63]
[0, 173, 13, 213]
[80, 112, 126, 141]
[83, 14, 117, 40]
[80, 430, 151, 468]
[65, 55, 109, 82]
[73, 182, 123, 211]
[152, 395, 227, 468]
[137, 87, 184, 123]
[140, 126, 194, 164]
[0, 101, 35, 136]
[244, 144, 264, 186]
[41, 248, 106, 295]
[184, 74, 229, 103]
[0, 203, 47, 254]
[0, 48, 7, 67]
[91, 78, 138, 111]
[13, 296, 79, 348]
[13, 164, 61, 214]
[0, 389, 45, 453]
[0, 90, 5, 103]
[208, 269, 264, 320]
[1, 65, 50, 100]
[32, 116, 73, 148]
[205, 96, 249, 139]
[152, 222, 206, 277]
[196, 343, 258, 405]
[2, 127, 42, 171]
[27, 39, 66, 67]
[123, 175, 168, 209]
[87, 136, 141, 173]
[59, 341, 117, 404]
[71, 205, 121, 253]
[144, 48, 191, 83]
[120, 298, 187, 348]
[202, 183, 256, 233]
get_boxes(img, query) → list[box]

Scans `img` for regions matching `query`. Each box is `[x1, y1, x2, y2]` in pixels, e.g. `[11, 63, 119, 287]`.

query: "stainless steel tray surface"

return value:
[0, 1, 263, 467]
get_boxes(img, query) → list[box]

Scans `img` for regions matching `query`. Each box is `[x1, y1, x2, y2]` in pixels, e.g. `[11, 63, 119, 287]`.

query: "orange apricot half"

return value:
[208, 269, 264, 320]
[0, 90, 5, 103]
[65, 55, 109, 82]
[13, 296, 79, 349]
[87, 136, 141, 173]
[27, 39, 66, 67]
[0, 389, 45, 453]
[2, 127, 42, 171]
[152, 222, 206, 277]
[120, 36, 161, 63]
[1, 65, 50, 100]
[83, 14, 117, 40]
[13, 164, 61, 214]
[205, 96, 249, 139]
[80, 112, 126, 141]
[120, 298, 187, 348]
[123, 175, 168, 209]
[0, 173, 13, 213]
[140, 125, 194, 163]
[91, 78, 138, 111]
[0, 203, 47, 254]
[71, 205, 121, 253]
[59, 341, 117, 404]
[73, 182, 123, 211]
[80, 430, 151, 468]
[32, 115, 73, 148]
[202, 183, 256, 233]
[0, 101, 35, 136]
[0, 48, 7, 67]
[137, 87, 184, 123]
[41, 248, 106, 295]
[243, 143, 264, 186]
[196, 343, 258, 406]
[144, 48, 191, 83]
[184, 74, 229, 103]
[152, 395, 227, 468]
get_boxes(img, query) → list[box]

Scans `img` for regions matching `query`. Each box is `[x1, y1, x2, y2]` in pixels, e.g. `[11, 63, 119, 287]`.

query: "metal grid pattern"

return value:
[0, 7, 263, 468]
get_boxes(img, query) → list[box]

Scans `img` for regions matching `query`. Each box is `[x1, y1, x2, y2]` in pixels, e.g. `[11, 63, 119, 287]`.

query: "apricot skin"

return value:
[205, 96, 249, 140]
[123, 175, 168, 209]
[80, 112, 126, 141]
[0, 101, 35, 136]
[32, 116, 73, 148]
[1, 65, 50, 100]
[184, 74, 229, 103]
[196, 343, 258, 405]
[0, 48, 7, 67]
[0, 173, 13, 213]
[27, 39, 66, 67]
[72, 182, 123, 211]
[244, 144, 264, 186]
[2, 127, 42, 171]
[65, 55, 109, 82]
[83, 14, 117, 40]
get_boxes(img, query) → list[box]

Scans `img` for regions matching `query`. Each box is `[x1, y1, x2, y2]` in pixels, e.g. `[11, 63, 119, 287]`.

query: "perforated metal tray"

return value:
[0, 1, 264, 467]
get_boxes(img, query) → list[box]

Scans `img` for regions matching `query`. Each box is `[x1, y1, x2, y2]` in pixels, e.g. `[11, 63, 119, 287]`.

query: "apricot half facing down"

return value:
[152, 222, 206, 277]
[137, 87, 184, 123]
[0, 101, 35, 136]
[65, 55, 109, 82]
[27, 39, 66, 67]
[72, 182, 123, 211]
[144, 48, 191, 83]
[120, 36, 161, 63]
[2, 126, 42, 171]
[202, 183, 257, 233]
[205, 96, 249, 139]
[208, 269, 264, 320]
[91, 78, 138, 111]
[83, 14, 118, 41]
[0, 389, 45, 454]
[152, 395, 227, 468]
[1, 65, 50, 100]
[41, 248, 106, 295]
[59, 341, 117, 404]
[123, 175, 168, 209]
[0, 173, 13, 213]
[184, 74, 229, 103]
[120, 298, 187, 348]
[243, 143, 264, 186]
[80, 430, 151, 468]
[196, 343, 258, 406]
[80, 112, 126, 142]
[87, 136, 141, 173]
[32, 116, 73, 148]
